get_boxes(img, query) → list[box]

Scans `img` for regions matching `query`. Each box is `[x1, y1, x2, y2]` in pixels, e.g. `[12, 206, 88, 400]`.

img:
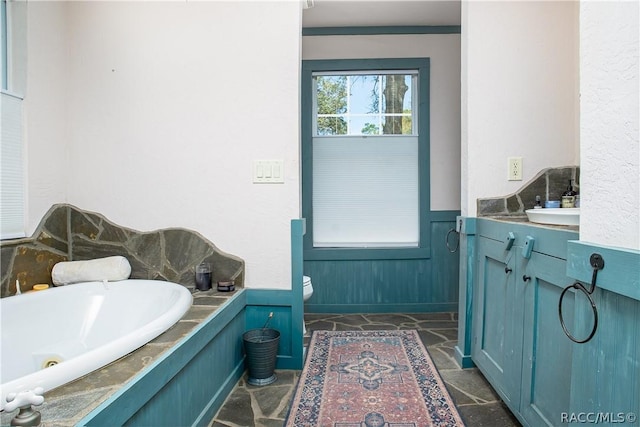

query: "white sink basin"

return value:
[525, 208, 580, 226]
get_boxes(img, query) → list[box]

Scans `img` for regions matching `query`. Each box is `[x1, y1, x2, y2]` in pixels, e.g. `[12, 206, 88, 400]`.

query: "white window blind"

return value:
[1, 90, 25, 239]
[312, 136, 419, 248]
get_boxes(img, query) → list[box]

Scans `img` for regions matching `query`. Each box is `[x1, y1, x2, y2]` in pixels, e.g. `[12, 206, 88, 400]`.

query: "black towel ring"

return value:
[558, 281, 598, 343]
[445, 228, 459, 253]
[558, 253, 604, 344]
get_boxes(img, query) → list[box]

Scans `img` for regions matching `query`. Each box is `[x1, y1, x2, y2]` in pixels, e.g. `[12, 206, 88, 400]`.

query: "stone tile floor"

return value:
[210, 313, 521, 427]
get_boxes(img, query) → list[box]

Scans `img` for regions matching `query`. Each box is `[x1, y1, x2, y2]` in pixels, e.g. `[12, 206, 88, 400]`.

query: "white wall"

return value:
[461, 1, 579, 216]
[22, 0, 637, 293]
[579, 1, 639, 251]
[25, 1, 303, 288]
[25, 2, 69, 227]
[303, 34, 461, 211]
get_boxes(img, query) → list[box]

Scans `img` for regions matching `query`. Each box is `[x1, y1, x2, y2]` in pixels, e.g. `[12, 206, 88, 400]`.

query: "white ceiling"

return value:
[302, 0, 461, 28]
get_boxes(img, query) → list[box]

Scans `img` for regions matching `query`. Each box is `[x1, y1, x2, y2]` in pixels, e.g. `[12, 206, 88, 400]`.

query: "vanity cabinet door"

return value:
[471, 235, 525, 409]
[520, 252, 574, 426]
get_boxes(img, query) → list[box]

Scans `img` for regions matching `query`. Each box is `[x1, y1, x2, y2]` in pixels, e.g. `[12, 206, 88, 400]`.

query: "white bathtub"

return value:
[0, 279, 192, 411]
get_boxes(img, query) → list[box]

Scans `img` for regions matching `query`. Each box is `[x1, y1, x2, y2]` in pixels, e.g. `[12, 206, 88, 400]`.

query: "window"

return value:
[302, 59, 430, 260]
[1, 0, 26, 239]
[1, 0, 7, 90]
[315, 73, 414, 136]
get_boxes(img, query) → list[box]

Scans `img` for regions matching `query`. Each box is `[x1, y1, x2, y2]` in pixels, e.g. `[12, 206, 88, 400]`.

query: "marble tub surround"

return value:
[477, 166, 580, 217]
[0, 204, 244, 297]
[0, 288, 237, 427]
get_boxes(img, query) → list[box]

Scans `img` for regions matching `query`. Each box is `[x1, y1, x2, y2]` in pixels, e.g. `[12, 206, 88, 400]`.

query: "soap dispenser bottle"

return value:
[561, 180, 577, 208]
[534, 195, 542, 209]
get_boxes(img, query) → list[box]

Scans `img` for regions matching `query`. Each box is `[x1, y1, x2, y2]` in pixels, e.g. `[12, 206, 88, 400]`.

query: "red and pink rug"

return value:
[286, 330, 464, 427]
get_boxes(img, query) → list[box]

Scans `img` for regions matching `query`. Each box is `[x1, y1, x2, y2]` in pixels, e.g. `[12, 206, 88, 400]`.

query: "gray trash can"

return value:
[243, 328, 280, 386]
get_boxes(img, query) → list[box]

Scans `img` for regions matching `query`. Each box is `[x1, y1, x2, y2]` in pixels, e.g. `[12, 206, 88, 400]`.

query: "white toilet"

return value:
[302, 276, 313, 334]
[303, 275, 313, 302]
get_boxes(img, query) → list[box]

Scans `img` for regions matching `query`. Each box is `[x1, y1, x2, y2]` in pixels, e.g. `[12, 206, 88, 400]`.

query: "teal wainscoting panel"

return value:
[79, 292, 247, 427]
[567, 240, 640, 301]
[430, 214, 461, 304]
[567, 241, 639, 420]
[303, 211, 460, 313]
[290, 219, 305, 369]
[245, 288, 301, 369]
[455, 216, 476, 369]
[569, 287, 639, 419]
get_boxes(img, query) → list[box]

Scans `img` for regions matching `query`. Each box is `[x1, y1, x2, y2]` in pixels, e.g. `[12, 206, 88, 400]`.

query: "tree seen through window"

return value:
[315, 73, 414, 136]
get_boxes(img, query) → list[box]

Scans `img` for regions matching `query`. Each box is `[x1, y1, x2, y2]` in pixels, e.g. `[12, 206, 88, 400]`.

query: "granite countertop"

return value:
[0, 287, 240, 427]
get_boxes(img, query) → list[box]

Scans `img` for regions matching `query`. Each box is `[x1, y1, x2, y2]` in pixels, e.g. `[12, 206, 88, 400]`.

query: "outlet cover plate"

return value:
[508, 157, 523, 181]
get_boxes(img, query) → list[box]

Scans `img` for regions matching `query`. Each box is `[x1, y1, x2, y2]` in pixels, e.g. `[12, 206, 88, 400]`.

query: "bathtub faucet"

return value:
[4, 387, 44, 427]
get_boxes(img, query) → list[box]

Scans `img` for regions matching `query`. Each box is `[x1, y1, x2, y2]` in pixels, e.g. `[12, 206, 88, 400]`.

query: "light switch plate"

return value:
[253, 160, 284, 183]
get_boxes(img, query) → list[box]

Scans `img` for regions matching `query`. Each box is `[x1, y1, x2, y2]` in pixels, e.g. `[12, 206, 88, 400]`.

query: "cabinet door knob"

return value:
[523, 275, 531, 282]
[504, 267, 512, 274]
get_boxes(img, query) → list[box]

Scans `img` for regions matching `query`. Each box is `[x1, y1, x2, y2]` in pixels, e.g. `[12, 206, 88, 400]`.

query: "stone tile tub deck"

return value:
[0, 204, 246, 426]
[0, 287, 239, 427]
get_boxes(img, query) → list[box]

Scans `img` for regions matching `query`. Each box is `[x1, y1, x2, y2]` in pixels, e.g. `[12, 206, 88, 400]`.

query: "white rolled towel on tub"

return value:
[52, 256, 132, 285]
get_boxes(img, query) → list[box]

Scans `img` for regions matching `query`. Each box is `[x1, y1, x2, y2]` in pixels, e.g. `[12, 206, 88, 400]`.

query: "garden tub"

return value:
[0, 279, 192, 411]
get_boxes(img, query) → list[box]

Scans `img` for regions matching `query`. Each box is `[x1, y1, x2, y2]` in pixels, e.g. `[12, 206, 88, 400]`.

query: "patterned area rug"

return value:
[286, 330, 464, 427]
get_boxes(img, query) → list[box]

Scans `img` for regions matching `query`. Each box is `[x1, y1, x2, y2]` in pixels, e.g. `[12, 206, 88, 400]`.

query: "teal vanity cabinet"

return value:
[519, 249, 575, 426]
[471, 228, 524, 409]
[471, 219, 579, 426]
